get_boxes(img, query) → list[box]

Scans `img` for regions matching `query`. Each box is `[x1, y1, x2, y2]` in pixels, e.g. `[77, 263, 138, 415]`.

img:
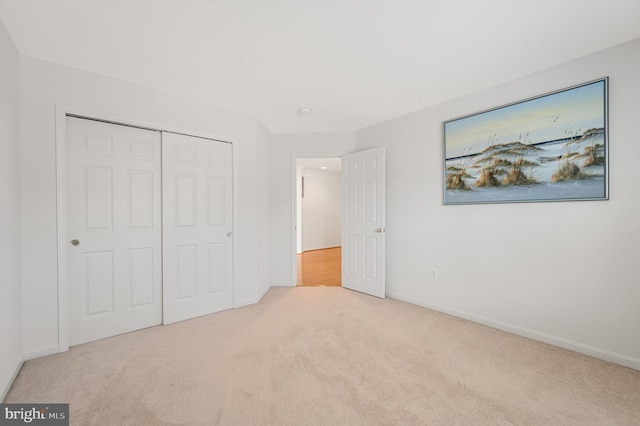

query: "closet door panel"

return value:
[162, 132, 233, 324]
[67, 117, 162, 346]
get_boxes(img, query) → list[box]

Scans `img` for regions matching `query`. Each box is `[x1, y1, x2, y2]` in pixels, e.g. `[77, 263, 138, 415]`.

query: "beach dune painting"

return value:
[444, 78, 608, 205]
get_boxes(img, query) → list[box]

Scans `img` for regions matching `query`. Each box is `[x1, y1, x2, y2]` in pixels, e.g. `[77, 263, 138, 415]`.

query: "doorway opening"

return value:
[295, 157, 342, 287]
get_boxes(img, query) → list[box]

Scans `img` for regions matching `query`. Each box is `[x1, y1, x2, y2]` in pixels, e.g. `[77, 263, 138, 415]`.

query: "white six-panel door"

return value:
[341, 147, 386, 298]
[67, 117, 163, 346]
[162, 132, 234, 324]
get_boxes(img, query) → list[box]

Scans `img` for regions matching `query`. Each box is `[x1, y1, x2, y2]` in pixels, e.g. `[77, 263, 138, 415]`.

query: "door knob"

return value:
[375, 228, 384, 233]
[226, 232, 233, 237]
[70, 239, 80, 246]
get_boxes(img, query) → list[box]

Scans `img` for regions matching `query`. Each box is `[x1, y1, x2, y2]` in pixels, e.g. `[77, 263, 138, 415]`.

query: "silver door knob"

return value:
[226, 232, 233, 237]
[375, 228, 383, 233]
[70, 239, 80, 246]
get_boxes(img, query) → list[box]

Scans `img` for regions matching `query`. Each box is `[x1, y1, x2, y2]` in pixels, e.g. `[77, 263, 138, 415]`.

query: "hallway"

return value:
[296, 247, 341, 287]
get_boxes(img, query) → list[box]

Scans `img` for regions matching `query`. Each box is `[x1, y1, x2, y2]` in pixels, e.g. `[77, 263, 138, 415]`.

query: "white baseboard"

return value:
[386, 291, 640, 371]
[300, 245, 341, 253]
[1, 358, 24, 402]
[24, 345, 59, 361]
[235, 296, 259, 309]
[257, 284, 271, 302]
[236, 285, 278, 308]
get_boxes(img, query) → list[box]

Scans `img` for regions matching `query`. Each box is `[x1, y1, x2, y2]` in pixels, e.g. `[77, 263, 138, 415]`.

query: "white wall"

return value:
[256, 121, 271, 300]
[19, 56, 269, 358]
[269, 132, 355, 286]
[301, 169, 341, 251]
[0, 18, 22, 400]
[356, 38, 640, 369]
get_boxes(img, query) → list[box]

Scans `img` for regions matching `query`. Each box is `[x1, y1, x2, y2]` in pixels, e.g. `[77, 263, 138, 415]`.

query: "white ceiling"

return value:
[1, 0, 639, 133]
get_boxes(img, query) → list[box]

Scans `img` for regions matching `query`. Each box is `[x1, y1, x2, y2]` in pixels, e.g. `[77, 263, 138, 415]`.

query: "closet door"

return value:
[67, 117, 162, 345]
[162, 132, 234, 324]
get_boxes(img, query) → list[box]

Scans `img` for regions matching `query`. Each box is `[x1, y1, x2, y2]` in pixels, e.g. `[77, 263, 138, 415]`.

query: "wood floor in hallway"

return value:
[296, 247, 341, 287]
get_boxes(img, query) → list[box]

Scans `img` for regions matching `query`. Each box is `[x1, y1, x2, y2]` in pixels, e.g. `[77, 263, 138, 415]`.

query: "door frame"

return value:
[289, 152, 346, 286]
[55, 105, 237, 352]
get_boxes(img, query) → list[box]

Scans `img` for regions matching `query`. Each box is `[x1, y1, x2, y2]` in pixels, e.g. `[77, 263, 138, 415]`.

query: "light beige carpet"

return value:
[5, 287, 640, 425]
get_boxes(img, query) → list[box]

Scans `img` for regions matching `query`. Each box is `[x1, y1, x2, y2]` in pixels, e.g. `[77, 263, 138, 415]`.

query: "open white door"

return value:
[162, 132, 234, 324]
[341, 147, 385, 298]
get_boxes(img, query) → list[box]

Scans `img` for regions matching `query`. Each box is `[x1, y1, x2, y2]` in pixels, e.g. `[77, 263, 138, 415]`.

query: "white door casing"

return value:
[341, 147, 386, 298]
[67, 117, 162, 346]
[162, 132, 234, 324]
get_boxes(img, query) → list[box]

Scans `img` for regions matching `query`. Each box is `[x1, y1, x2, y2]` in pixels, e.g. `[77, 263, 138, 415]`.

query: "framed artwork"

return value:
[443, 78, 608, 205]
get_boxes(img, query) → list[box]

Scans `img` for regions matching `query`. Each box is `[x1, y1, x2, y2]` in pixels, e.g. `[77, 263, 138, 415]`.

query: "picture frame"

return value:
[443, 78, 608, 205]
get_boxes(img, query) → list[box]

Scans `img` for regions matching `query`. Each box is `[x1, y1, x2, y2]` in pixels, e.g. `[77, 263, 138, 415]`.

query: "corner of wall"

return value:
[0, 16, 24, 402]
[1, 359, 24, 402]
[256, 120, 272, 298]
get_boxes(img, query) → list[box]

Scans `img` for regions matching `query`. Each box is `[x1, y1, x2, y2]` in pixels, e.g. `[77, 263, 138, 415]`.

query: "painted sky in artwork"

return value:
[445, 80, 606, 159]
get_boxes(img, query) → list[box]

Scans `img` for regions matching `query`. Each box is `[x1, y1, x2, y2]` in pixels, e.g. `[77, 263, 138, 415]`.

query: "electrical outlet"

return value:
[431, 267, 439, 280]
